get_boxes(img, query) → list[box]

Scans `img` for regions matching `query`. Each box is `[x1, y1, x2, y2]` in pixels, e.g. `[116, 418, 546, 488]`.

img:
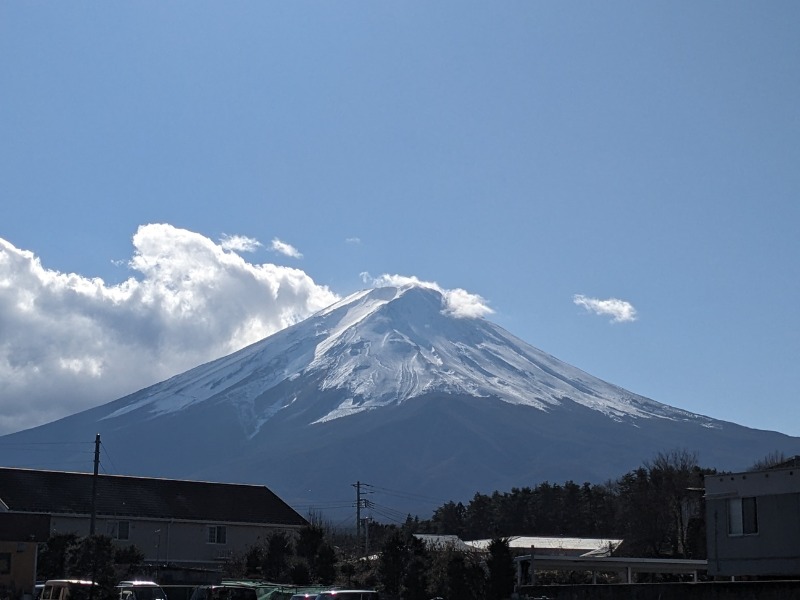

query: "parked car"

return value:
[34, 582, 46, 600]
[116, 581, 168, 600]
[40, 580, 99, 600]
[313, 591, 379, 600]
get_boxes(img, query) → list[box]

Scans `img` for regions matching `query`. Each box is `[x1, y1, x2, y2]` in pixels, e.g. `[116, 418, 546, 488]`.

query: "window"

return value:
[108, 520, 130, 540]
[207, 525, 227, 544]
[728, 496, 758, 535]
[0, 552, 10, 575]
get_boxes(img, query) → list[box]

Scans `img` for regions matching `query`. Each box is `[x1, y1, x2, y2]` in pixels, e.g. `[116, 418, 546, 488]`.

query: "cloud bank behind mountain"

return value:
[0, 223, 337, 435]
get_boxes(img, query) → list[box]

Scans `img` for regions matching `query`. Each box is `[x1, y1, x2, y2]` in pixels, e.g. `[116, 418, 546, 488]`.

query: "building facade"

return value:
[705, 460, 800, 577]
[0, 513, 50, 599]
[0, 468, 307, 571]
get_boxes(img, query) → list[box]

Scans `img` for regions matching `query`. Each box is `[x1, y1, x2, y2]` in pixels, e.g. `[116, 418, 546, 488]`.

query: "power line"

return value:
[3, 459, 93, 468]
[365, 501, 407, 525]
[0, 440, 94, 447]
[100, 442, 119, 474]
[291, 499, 357, 509]
[363, 482, 449, 505]
[331, 515, 356, 530]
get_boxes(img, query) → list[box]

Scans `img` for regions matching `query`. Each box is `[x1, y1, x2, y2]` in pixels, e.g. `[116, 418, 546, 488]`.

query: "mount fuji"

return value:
[2, 284, 798, 516]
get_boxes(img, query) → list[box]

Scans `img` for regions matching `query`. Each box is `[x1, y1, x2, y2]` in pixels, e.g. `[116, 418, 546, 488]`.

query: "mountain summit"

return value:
[2, 283, 799, 515]
[101, 284, 708, 428]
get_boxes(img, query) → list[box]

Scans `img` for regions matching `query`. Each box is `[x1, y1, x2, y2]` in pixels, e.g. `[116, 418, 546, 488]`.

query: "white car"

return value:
[40, 580, 99, 600]
[116, 581, 167, 600]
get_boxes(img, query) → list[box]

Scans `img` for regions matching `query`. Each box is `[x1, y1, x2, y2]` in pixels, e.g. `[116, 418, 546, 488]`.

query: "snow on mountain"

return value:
[98, 283, 706, 433]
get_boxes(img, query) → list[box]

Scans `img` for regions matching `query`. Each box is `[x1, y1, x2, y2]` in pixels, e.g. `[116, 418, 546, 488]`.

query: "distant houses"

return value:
[0, 467, 307, 595]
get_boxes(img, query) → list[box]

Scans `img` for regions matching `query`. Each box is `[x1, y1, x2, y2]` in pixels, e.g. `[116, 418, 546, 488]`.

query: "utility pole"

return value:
[90, 433, 100, 535]
[352, 481, 373, 555]
[353, 481, 362, 549]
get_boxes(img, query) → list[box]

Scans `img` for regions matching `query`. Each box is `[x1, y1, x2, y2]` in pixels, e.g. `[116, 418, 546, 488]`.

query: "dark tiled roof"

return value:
[0, 512, 51, 541]
[0, 468, 306, 527]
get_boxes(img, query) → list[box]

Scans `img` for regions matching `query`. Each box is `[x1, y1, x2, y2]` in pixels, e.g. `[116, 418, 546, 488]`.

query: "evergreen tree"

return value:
[428, 548, 484, 600]
[262, 532, 293, 581]
[316, 543, 338, 585]
[486, 538, 515, 600]
[464, 493, 495, 539]
[377, 530, 408, 596]
[65, 535, 117, 600]
[430, 501, 465, 536]
[288, 561, 311, 585]
[114, 545, 146, 578]
[296, 524, 325, 578]
[401, 536, 429, 600]
[37, 533, 79, 581]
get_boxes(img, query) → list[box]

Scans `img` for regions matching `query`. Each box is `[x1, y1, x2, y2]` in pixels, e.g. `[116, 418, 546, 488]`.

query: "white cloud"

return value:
[270, 238, 303, 259]
[573, 294, 638, 323]
[370, 274, 494, 319]
[220, 234, 262, 253]
[0, 224, 338, 435]
[345, 237, 361, 245]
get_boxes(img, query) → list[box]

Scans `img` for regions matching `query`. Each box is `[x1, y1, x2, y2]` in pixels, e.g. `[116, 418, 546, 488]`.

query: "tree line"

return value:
[409, 448, 712, 558]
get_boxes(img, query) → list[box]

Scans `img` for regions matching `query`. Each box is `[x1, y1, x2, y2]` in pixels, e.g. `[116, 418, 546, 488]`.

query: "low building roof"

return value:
[413, 534, 476, 552]
[0, 467, 306, 527]
[466, 536, 622, 557]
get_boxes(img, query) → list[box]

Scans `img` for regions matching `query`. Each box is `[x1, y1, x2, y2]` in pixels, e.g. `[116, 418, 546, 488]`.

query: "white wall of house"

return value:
[705, 468, 800, 577]
[48, 514, 299, 568]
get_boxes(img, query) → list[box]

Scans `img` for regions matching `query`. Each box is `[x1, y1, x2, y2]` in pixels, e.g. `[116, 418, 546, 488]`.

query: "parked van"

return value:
[116, 581, 167, 600]
[40, 580, 98, 600]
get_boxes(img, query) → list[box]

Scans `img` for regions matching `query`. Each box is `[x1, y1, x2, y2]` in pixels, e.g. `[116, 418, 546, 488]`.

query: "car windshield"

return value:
[122, 589, 166, 600]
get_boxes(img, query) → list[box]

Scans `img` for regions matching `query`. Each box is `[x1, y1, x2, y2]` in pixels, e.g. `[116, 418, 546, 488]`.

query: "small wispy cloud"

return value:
[345, 237, 361, 245]
[270, 238, 303, 259]
[220, 234, 262, 253]
[573, 294, 637, 323]
[368, 273, 494, 319]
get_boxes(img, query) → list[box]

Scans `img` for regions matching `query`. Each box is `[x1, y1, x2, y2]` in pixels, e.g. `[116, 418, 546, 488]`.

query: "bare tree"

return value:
[643, 449, 703, 557]
[749, 451, 787, 471]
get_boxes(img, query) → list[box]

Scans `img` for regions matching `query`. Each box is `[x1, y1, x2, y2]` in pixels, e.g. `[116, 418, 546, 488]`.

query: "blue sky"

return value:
[1, 2, 799, 441]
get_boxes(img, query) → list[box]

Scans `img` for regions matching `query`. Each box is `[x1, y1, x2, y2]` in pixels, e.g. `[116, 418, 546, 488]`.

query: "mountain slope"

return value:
[2, 284, 798, 516]
[91, 284, 717, 429]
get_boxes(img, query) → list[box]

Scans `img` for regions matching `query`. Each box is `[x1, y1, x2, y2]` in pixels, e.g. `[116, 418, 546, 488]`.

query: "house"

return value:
[498, 536, 706, 588]
[705, 457, 800, 577]
[0, 512, 50, 598]
[0, 467, 307, 571]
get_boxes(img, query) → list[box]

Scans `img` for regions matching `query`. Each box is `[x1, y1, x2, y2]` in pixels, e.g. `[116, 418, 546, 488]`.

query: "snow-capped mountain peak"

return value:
[304, 284, 704, 425]
[99, 284, 708, 433]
